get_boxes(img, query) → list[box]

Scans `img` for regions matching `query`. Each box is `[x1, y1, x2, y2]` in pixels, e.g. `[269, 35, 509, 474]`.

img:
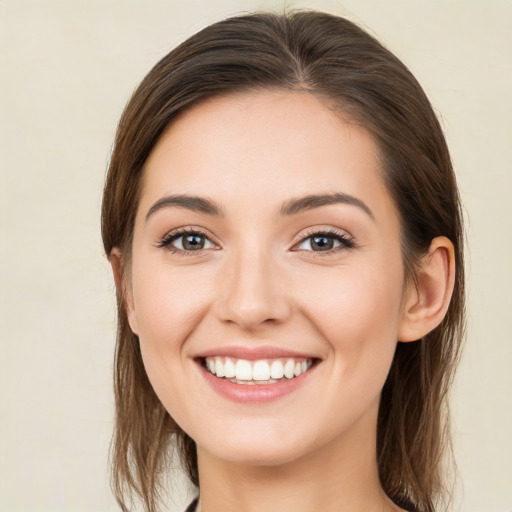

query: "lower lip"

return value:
[197, 361, 316, 403]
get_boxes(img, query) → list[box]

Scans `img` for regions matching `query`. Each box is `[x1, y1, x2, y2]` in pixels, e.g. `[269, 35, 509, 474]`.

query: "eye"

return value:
[294, 230, 355, 253]
[158, 229, 217, 253]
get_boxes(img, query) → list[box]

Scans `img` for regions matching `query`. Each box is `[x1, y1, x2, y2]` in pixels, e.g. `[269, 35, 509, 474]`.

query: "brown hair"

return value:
[101, 10, 465, 512]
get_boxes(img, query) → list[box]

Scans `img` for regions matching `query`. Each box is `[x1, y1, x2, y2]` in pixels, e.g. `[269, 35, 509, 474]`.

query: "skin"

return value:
[112, 90, 455, 512]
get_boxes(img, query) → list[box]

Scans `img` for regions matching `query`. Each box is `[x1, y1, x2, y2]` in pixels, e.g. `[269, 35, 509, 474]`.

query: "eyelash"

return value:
[157, 227, 355, 256]
[157, 227, 218, 256]
[293, 228, 355, 255]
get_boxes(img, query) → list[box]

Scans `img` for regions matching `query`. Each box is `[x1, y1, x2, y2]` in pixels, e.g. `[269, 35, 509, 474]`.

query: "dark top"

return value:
[184, 496, 418, 512]
[184, 497, 198, 512]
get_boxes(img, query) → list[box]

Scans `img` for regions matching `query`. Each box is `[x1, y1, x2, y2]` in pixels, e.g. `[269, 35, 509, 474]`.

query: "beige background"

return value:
[1, 1, 511, 511]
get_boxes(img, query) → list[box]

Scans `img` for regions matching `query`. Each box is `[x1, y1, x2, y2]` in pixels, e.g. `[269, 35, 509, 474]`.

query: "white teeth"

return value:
[224, 358, 236, 378]
[284, 359, 295, 379]
[252, 360, 271, 381]
[215, 356, 225, 378]
[270, 360, 284, 379]
[205, 356, 314, 383]
[235, 359, 253, 381]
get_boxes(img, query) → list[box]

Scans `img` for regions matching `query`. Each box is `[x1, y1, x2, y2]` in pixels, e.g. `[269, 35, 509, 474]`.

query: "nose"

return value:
[214, 244, 292, 331]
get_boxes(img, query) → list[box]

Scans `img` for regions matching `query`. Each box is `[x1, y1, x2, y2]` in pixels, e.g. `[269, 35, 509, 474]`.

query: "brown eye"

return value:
[310, 235, 334, 251]
[182, 233, 206, 250]
[159, 230, 216, 252]
[295, 231, 355, 252]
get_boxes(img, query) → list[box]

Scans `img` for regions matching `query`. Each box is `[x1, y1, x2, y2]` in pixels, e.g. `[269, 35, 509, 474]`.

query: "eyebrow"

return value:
[280, 193, 374, 219]
[146, 192, 374, 221]
[146, 194, 225, 220]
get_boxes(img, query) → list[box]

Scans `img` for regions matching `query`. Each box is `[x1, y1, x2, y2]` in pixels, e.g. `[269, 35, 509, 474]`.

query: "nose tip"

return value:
[214, 251, 291, 331]
[224, 301, 279, 330]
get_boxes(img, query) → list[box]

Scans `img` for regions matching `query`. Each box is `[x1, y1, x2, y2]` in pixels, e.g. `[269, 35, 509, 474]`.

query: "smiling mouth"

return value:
[200, 356, 317, 385]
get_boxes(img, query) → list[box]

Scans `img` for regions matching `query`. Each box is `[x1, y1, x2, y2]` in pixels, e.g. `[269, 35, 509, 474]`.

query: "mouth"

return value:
[198, 356, 319, 385]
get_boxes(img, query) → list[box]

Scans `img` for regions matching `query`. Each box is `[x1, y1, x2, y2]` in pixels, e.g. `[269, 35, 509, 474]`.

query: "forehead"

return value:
[140, 90, 394, 221]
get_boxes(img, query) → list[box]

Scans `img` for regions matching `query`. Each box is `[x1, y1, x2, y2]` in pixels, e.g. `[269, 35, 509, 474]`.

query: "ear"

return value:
[398, 236, 456, 342]
[109, 248, 139, 335]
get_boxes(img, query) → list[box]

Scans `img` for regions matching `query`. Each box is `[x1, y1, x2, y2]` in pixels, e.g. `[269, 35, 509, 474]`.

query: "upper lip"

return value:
[194, 345, 321, 361]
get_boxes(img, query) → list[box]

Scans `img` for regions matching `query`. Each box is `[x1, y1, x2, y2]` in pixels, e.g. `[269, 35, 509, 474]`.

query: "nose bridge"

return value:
[216, 238, 290, 329]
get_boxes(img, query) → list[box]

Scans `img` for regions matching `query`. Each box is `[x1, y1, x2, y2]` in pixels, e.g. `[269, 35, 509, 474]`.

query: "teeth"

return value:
[215, 357, 225, 378]
[235, 359, 252, 381]
[224, 358, 236, 378]
[270, 360, 284, 379]
[284, 359, 295, 379]
[205, 356, 314, 383]
[253, 360, 271, 381]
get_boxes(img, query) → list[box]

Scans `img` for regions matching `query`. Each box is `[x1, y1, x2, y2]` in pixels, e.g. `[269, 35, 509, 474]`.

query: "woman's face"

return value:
[124, 90, 413, 466]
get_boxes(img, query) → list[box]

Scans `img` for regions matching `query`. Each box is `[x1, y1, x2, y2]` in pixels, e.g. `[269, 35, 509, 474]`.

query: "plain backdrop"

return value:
[1, 1, 511, 511]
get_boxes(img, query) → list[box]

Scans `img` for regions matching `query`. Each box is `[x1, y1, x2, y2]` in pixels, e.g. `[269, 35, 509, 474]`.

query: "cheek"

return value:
[130, 260, 214, 397]
[132, 260, 212, 343]
[289, 265, 404, 428]
[301, 264, 402, 332]
[130, 261, 215, 421]
[294, 262, 404, 376]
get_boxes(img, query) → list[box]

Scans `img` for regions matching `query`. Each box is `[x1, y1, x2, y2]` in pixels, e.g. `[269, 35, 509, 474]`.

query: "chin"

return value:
[192, 418, 326, 469]
[201, 439, 309, 468]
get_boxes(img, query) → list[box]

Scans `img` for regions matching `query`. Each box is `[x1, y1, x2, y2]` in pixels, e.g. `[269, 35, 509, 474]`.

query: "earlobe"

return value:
[109, 248, 139, 335]
[398, 236, 456, 342]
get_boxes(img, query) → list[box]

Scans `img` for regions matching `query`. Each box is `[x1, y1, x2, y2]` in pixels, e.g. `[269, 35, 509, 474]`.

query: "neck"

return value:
[195, 404, 401, 512]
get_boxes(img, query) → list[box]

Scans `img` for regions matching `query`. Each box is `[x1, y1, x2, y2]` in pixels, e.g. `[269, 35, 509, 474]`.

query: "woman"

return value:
[101, 10, 464, 512]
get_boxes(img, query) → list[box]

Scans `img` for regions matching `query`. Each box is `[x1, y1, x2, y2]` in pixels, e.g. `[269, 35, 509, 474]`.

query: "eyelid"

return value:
[290, 227, 355, 253]
[157, 226, 221, 253]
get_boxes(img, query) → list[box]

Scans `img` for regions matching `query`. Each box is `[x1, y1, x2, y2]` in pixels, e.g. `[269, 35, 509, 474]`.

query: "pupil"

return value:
[312, 236, 333, 251]
[183, 234, 204, 250]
